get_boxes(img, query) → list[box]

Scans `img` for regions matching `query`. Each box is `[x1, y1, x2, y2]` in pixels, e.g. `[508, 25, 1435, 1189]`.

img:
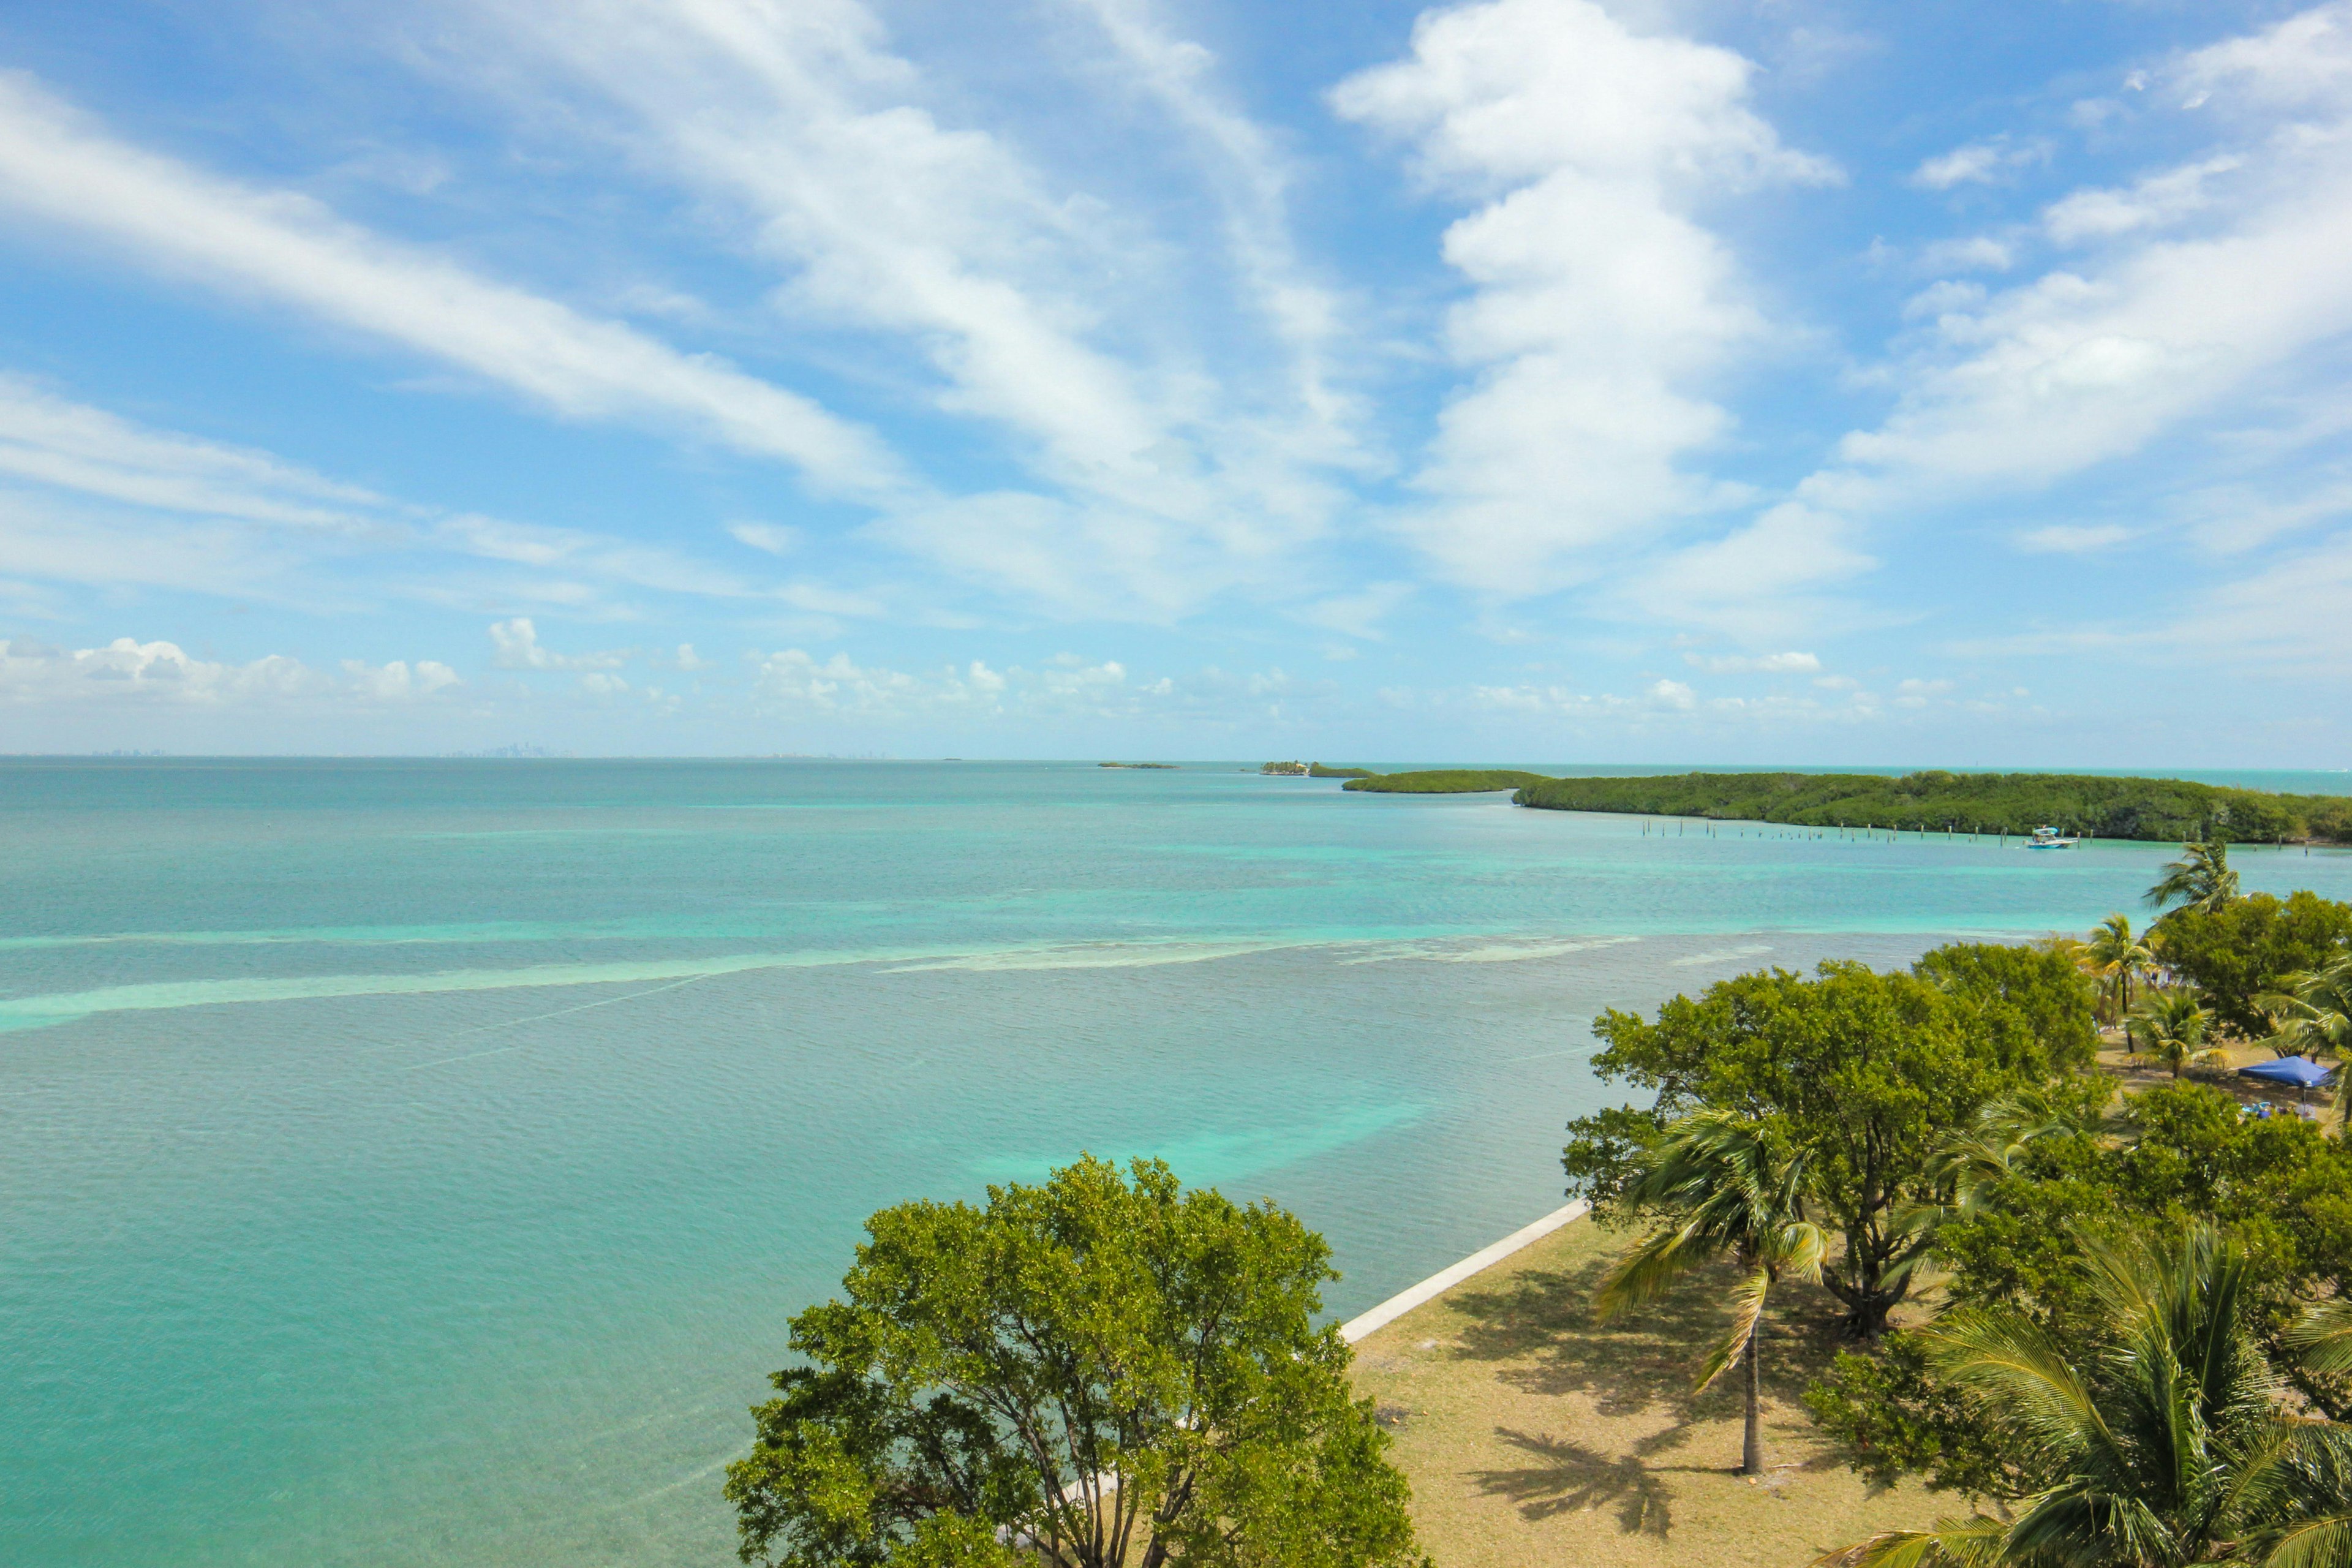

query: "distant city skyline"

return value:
[2, 0, 2349, 764]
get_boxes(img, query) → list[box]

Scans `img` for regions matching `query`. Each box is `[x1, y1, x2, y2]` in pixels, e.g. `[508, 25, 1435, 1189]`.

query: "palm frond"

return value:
[1694, 1264, 1771, 1394]
[1592, 1217, 1706, 1322]
[2245, 1514, 2352, 1568]
[1812, 1515, 2009, 1568]
[1923, 1308, 2109, 1460]
[2286, 1300, 2352, 1379]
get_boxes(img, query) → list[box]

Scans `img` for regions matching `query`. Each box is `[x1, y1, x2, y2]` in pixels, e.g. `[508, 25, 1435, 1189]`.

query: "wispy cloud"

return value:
[0, 72, 907, 499]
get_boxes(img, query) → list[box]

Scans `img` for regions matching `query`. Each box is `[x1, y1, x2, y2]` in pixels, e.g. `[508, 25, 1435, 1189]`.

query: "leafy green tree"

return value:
[2131, 990, 2210, 1079]
[1915, 941, 2102, 1067]
[1564, 946, 2095, 1340]
[1823, 1227, 2352, 1567]
[724, 1156, 1425, 1568]
[1591, 1110, 1826, 1476]
[2079, 913, 2154, 1025]
[2160, 891, 2352, 1038]
[2146, 837, 2241, 919]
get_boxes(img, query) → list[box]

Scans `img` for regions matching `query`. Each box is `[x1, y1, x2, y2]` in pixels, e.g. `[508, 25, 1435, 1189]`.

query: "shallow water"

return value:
[6, 758, 2350, 1567]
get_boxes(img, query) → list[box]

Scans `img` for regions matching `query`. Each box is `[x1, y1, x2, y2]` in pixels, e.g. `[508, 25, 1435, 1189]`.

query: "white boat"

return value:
[2026, 825, 2078, 850]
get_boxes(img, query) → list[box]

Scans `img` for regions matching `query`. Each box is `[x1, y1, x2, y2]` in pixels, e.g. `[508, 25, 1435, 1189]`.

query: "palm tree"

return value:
[2260, 956, 2352, 1123]
[1823, 1226, 2352, 1567]
[2079, 913, 2154, 1028]
[1593, 1110, 1826, 1477]
[2132, 989, 2210, 1079]
[2146, 838, 2240, 918]
[2261, 956, 2352, 1061]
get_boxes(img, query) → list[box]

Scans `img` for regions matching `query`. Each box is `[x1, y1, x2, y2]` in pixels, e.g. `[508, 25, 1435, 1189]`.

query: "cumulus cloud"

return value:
[1333, 0, 1834, 596]
[488, 617, 629, 670]
[746, 647, 1191, 721]
[342, 658, 462, 699]
[1647, 677, 1697, 709]
[0, 636, 459, 706]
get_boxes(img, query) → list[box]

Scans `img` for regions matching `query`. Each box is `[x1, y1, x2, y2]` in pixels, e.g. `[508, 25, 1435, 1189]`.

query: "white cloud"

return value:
[1916, 235, 2015, 273]
[578, 671, 630, 696]
[432, 0, 1349, 618]
[0, 72, 906, 500]
[0, 636, 458, 707]
[1913, 143, 2001, 189]
[2175, 1, 2352, 111]
[728, 522, 801, 556]
[0, 377, 832, 616]
[753, 649, 979, 716]
[488, 617, 629, 670]
[342, 658, 463, 699]
[1821, 8, 2352, 510]
[1332, 0, 1832, 595]
[0, 374, 384, 530]
[2015, 522, 2132, 554]
[1688, 649, 1822, 673]
[1647, 677, 1697, 709]
[1298, 582, 1414, 640]
[1627, 502, 1875, 639]
[1912, 138, 2043, 190]
[1059, 0, 1359, 459]
[1903, 280, 1988, 320]
[2043, 156, 2241, 243]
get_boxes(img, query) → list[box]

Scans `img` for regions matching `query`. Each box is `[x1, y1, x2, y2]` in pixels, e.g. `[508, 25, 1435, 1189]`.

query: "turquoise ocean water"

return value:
[7, 758, 2352, 1567]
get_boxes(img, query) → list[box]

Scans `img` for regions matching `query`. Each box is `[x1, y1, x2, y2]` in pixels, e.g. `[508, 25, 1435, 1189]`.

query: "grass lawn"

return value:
[1349, 1215, 1935, 1567]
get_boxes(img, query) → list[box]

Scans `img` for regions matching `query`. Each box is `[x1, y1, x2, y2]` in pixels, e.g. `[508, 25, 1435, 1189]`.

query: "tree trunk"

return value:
[1741, 1319, 1764, 1476]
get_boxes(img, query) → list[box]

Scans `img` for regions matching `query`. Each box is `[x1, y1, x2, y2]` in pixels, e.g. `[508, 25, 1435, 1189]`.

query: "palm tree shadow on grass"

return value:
[1469, 1429, 1678, 1535]
[1445, 1250, 1857, 1435]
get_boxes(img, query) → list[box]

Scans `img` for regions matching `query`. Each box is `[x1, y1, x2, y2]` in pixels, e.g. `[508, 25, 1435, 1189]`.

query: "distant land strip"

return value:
[1335, 768, 2352, 843]
[1340, 769, 1549, 794]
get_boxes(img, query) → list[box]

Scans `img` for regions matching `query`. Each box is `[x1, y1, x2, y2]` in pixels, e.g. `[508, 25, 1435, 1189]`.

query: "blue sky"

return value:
[1, 0, 2348, 763]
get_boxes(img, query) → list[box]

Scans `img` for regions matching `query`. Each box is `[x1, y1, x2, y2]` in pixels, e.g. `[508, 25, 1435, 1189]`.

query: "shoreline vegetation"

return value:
[1339, 768, 1549, 793]
[735, 842, 2352, 1567]
[1260, 760, 1377, 777]
[1097, 761, 1177, 769]
[1325, 766, 2352, 843]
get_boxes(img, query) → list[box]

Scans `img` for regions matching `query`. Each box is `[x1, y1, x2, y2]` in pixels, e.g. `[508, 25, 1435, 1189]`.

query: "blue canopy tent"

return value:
[2239, 1055, 2335, 1102]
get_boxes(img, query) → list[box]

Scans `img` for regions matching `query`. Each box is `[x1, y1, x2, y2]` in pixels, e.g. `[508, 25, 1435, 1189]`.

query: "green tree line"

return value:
[1511, 769, 2352, 843]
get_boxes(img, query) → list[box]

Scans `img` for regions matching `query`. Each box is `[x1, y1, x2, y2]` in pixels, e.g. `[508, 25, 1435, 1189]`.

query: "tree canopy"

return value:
[2158, 891, 2352, 1038]
[1509, 770, 2352, 843]
[1823, 1226, 2352, 1568]
[1807, 1080, 2352, 1501]
[725, 1156, 1426, 1568]
[1563, 944, 2098, 1338]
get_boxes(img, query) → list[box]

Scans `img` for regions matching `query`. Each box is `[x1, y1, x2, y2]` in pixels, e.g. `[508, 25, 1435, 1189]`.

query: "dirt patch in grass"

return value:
[1350, 1215, 1935, 1567]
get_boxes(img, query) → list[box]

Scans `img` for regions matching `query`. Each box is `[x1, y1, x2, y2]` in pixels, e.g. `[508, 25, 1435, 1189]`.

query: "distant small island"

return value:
[1259, 761, 1376, 778]
[1099, 761, 1178, 769]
